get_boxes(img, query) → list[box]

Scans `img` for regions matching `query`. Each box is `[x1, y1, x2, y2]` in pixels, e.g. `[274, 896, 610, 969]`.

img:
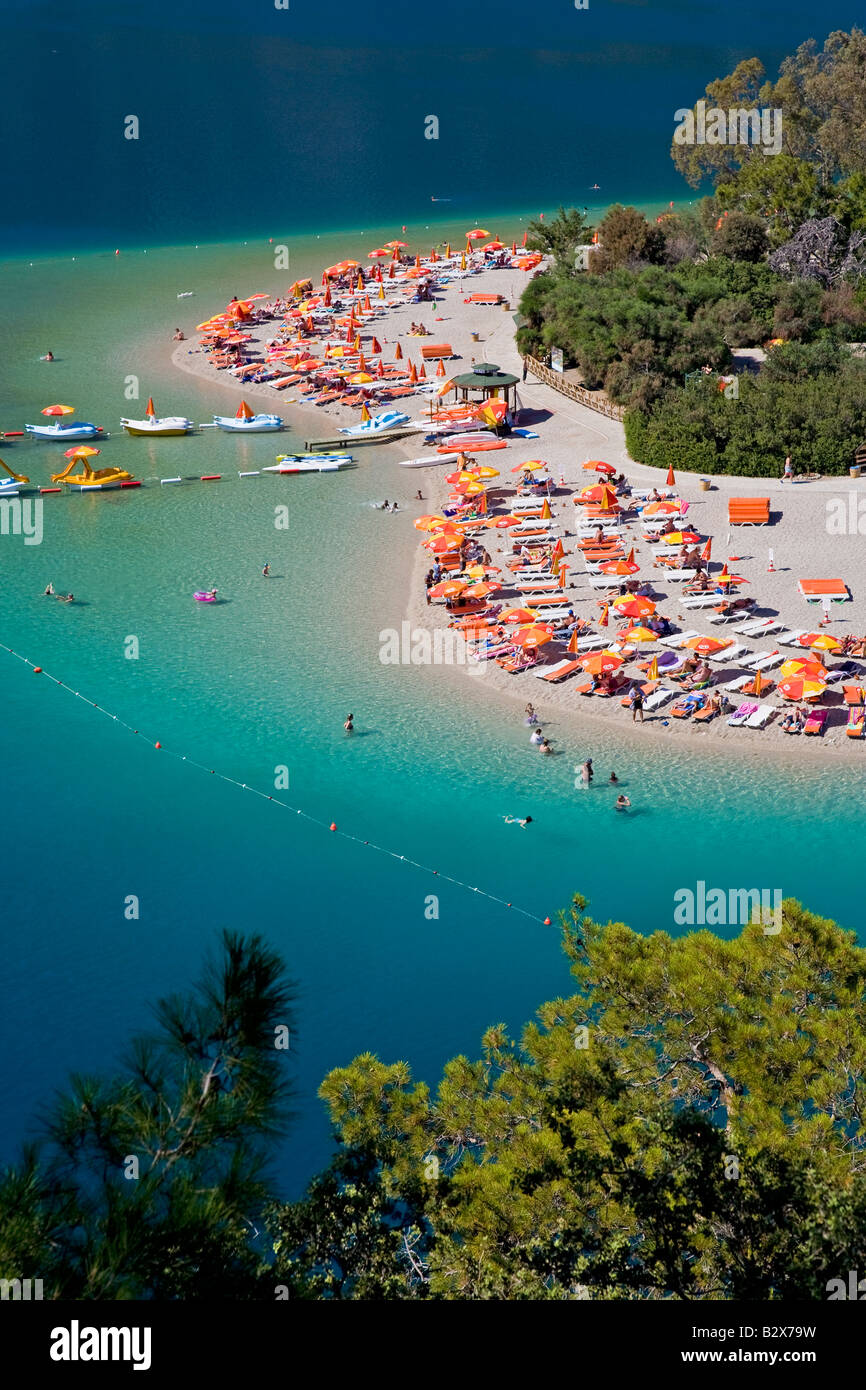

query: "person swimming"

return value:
[43, 582, 55, 596]
[207, 588, 217, 600]
[503, 815, 532, 828]
[344, 713, 354, 732]
[530, 727, 544, 745]
[40, 351, 54, 361]
[616, 794, 631, 810]
[609, 772, 619, 784]
[262, 563, 270, 577]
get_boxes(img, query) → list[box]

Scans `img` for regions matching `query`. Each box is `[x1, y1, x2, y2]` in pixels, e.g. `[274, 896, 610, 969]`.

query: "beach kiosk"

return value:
[448, 361, 520, 413]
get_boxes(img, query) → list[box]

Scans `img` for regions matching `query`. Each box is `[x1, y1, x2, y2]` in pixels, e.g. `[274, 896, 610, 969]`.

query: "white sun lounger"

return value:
[656, 569, 691, 582]
[724, 674, 753, 693]
[728, 702, 758, 727]
[527, 606, 572, 622]
[751, 652, 784, 672]
[708, 606, 754, 624]
[681, 594, 724, 610]
[659, 630, 700, 648]
[734, 617, 779, 636]
[739, 650, 772, 669]
[777, 629, 809, 646]
[745, 704, 776, 729]
[706, 642, 746, 664]
[643, 686, 673, 711]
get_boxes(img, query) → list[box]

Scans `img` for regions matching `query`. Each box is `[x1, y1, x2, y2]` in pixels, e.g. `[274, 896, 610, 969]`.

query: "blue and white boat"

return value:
[339, 410, 413, 436]
[25, 421, 105, 441]
[213, 412, 283, 433]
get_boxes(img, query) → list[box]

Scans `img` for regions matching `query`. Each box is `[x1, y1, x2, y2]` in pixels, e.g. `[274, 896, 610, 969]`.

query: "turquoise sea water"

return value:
[0, 236, 861, 1193]
[4, 0, 865, 1192]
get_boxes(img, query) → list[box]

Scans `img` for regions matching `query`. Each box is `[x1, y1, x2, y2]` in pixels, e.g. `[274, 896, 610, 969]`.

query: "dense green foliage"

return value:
[625, 346, 866, 475]
[0, 932, 296, 1298]
[670, 33, 866, 238]
[525, 205, 593, 271]
[270, 898, 866, 1300]
[5, 901, 866, 1299]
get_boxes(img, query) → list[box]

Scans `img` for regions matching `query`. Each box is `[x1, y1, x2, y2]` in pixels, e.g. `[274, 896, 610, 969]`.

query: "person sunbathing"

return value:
[682, 662, 711, 689]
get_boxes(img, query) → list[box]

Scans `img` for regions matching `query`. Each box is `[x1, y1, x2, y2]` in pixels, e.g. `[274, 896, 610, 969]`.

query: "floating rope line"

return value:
[1, 643, 549, 926]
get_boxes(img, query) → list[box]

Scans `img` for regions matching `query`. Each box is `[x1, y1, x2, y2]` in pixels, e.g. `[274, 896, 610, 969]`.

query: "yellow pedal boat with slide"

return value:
[51, 446, 135, 492]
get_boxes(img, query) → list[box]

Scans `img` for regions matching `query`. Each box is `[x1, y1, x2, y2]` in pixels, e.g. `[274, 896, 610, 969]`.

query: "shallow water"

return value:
[1, 236, 860, 1196]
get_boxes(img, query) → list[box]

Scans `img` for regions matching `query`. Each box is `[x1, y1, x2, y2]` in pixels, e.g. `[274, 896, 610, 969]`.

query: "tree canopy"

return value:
[270, 898, 866, 1300]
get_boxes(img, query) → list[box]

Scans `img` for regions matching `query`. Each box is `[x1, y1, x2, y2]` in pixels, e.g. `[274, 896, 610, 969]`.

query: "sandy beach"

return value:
[171, 256, 866, 763]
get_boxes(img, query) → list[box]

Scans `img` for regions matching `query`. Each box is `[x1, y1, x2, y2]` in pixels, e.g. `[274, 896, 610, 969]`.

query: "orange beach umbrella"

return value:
[613, 596, 655, 619]
[685, 636, 729, 654]
[62, 445, 100, 460]
[798, 632, 842, 652]
[777, 677, 826, 701]
[41, 403, 75, 416]
[580, 650, 624, 674]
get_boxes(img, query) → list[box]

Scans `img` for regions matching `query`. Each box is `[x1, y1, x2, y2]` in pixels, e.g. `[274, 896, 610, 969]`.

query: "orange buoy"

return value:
[329, 822, 337, 831]
[155, 741, 162, 749]
[33, 667, 42, 674]
[543, 917, 552, 925]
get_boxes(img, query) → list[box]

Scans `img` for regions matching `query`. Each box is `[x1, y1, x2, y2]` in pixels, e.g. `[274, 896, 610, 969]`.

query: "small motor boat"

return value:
[193, 591, 217, 602]
[25, 422, 104, 441]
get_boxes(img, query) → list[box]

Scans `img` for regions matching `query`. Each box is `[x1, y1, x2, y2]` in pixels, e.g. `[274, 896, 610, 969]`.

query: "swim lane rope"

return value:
[1, 642, 549, 926]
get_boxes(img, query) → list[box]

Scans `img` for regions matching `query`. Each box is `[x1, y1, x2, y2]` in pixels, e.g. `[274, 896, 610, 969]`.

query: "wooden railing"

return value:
[523, 355, 626, 421]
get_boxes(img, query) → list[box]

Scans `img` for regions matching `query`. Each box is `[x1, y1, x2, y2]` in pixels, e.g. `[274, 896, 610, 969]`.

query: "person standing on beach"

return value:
[632, 687, 644, 723]
[522, 359, 528, 382]
[783, 455, 793, 482]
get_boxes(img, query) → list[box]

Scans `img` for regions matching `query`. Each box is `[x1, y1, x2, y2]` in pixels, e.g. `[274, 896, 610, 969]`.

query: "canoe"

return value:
[263, 459, 353, 473]
[399, 454, 461, 468]
[437, 440, 506, 454]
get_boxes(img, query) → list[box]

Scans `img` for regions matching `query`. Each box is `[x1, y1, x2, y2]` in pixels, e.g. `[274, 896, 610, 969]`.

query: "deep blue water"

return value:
[3, 0, 863, 254]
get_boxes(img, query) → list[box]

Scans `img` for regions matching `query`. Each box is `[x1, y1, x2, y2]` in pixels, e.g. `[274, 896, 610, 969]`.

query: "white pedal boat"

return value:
[212, 413, 283, 432]
[25, 422, 105, 441]
[121, 416, 194, 436]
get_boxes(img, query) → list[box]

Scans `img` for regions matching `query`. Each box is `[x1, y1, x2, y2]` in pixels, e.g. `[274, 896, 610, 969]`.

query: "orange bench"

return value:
[466, 293, 502, 305]
[420, 343, 454, 360]
[729, 497, 770, 525]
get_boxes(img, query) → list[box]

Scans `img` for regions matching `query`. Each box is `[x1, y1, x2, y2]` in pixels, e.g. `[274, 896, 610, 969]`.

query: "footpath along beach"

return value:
[171, 249, 866, 760]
